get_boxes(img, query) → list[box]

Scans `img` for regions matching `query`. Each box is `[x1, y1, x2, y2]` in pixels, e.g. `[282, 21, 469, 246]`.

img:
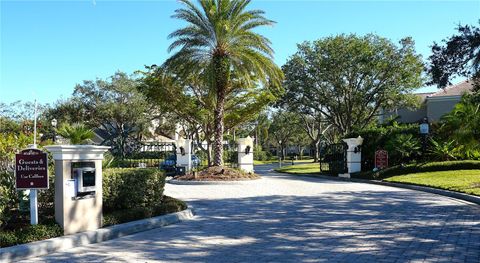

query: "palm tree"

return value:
[440, 94, 480, 158]
[57, 123, 95, 145]
[166, 0, 283, 167]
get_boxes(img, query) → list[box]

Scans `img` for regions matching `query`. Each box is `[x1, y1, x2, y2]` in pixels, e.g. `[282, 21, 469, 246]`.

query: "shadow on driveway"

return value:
[31, 189, 480, 263]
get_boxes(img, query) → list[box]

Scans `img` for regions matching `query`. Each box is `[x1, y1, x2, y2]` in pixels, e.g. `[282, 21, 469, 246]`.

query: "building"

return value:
[380, 80, 474, 124]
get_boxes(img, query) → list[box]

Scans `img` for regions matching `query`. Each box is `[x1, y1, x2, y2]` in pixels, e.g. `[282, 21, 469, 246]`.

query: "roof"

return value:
[415, 92, 435, 102]
[429, 80, 474, 97]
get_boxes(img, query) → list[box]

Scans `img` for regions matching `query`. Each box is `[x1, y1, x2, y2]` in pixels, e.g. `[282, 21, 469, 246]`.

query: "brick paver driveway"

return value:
[22, 166, 480, 262]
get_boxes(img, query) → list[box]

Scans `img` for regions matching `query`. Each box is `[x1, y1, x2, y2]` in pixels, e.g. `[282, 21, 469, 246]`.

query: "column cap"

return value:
[44, 145, 110, 160]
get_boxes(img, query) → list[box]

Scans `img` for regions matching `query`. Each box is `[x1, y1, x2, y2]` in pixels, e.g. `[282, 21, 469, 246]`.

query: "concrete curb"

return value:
[0, 208, 195, 263]
[287, 172, 480, 206]
[167, 178, 260, 185]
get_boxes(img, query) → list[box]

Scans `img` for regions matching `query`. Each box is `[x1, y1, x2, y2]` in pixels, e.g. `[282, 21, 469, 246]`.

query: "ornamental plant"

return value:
[57, 123, 94, 145]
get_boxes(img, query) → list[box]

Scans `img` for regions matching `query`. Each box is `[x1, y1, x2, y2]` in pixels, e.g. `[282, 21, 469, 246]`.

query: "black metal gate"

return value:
[116, 142, 176, 168]
[320, 142, 347, 175]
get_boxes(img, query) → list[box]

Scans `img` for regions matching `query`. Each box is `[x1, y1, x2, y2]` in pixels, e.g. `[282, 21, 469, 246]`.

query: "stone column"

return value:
[237, 136, 254, 173]
[44, 145, 110, 235]
[339, 136, 363, 178]
[176, 138, 192, 172]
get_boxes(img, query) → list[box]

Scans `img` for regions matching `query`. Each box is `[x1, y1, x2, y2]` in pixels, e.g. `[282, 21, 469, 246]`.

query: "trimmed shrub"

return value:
[102, 196, 187, 227]
[103, 168, 166, 212]
[153, 195, 188, 215]
[0, 224, 63, 248]
[103, 207, 154, 227]
[351, 160, 480, 180]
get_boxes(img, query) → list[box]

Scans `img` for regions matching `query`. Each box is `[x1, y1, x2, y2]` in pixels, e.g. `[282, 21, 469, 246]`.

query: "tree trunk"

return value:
[313, 140, 320, 162]
[207, 139, 212, 167]
[212, 54, 230, 167]
[213, 90, 226, 166]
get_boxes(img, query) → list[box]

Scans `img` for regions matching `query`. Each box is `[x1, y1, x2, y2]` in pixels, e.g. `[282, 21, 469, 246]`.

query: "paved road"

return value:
[21, 166, 480, 262]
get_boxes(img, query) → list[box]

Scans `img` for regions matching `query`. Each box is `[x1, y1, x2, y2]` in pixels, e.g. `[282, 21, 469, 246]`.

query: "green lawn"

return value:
[254, 159, 315, 165]
[254, 160, 279, 165]
[275, 163, 320, 174]
[385, 170, 480, 196]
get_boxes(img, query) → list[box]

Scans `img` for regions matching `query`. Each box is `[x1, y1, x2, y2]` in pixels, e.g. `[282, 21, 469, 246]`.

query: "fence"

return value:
[113, 142, 176, 168]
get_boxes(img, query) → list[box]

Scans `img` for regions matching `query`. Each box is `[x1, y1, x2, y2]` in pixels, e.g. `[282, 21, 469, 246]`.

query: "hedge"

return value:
[352, 160, 480, 180]
[102, 168, 166, 212]
[0, 224, 63, 248]
[103, 196, 187, 227]
[346, 123, 420, 170]
[0, 168, 177, 248]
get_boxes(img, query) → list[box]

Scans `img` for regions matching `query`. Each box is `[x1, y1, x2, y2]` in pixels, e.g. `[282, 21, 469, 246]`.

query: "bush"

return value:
[0, 184, 7, 227]
[351, 160, 480, 180]
[385, 133, 421, 164]
[254, 150, 269, 161]
[103, 196, 187, 227]
[103, 207, 154, 226]
[223, 150, 238, 165]
[0, 171, 18, 228]
[347, 122, 420, 170]
[153, 195, 188, 215]
[429, 138, 458, 161]
[0, 224, 63, 248]
[102, 168, 166, 212]
[38, 176, 55, 213]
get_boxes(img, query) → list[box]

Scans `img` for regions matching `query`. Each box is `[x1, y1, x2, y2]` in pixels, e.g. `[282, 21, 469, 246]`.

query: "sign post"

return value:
[15, 148, 49, 225]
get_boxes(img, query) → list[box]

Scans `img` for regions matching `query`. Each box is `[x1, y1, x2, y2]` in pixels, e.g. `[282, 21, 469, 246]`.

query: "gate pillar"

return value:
[339, 136, 363, 178]
[44, 145, 110, 235]
[176, 138, 192, 172]
[237, 136, 254, 173]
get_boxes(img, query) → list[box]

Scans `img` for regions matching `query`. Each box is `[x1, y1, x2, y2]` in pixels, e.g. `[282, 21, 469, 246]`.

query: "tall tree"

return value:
[428, 22, 480, 89]
[282, 34, 424, 136]
[165, 0, 283, 167]
[55, 72, 156, 157]
[139, 65, 277, 166]
[268, 111, 302, 160]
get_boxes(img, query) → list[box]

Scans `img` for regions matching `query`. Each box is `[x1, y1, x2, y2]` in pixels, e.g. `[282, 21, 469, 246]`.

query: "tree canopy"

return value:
[47, 72, 157, 157]
[428, 22, 480, 89]
[281, 34, 424, 136]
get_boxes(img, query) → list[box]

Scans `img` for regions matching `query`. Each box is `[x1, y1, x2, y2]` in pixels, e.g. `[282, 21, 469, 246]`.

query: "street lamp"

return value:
[51, 118, 57, 143]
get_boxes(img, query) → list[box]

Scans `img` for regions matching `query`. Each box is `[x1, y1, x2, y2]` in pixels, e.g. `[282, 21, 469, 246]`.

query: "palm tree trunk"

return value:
[212, 54, 230, 167]
[213, 89, 225, 166]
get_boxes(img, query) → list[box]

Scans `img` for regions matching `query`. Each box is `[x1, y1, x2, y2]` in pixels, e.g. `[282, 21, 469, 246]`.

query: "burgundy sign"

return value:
[15, 149, 49, 190]
[375, 150, 388, 170]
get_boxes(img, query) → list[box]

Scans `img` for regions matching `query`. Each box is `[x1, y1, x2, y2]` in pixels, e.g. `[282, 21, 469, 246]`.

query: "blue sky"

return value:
[1, 0, 479, 104]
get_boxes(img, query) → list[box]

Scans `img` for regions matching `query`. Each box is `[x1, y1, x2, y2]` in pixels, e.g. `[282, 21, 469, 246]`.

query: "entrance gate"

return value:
[320, 142, 347, 175]
[116, 142, 176, 168]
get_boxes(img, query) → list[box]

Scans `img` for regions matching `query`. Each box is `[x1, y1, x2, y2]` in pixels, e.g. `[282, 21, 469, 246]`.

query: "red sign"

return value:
[375, 150, 388, 169]
[15, 149, 49, 190]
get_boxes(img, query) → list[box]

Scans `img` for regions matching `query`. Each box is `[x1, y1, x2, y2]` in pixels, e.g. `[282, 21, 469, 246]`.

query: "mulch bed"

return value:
[174, 166, 260, 181]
